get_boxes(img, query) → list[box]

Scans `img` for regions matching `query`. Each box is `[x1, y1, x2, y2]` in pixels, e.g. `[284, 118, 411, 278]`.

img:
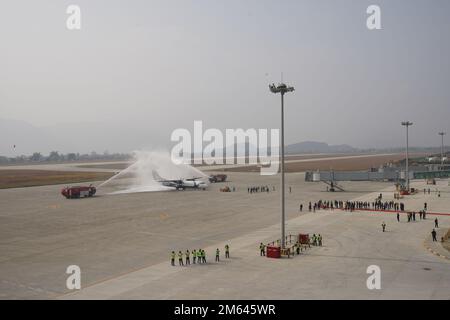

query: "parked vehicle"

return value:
[61, 185, 96, 199]
[209, 174, 227, 183]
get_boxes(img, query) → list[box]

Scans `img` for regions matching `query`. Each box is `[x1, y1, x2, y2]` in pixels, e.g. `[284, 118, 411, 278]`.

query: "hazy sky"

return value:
[1, 0, 450, 155]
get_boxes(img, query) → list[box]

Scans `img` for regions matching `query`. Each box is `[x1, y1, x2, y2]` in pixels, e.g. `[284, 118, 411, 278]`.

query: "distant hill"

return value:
[285, 141, 358, 154]
[2, 117, 446, 159]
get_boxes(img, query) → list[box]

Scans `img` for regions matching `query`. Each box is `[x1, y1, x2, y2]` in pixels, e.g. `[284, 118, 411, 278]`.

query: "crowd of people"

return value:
[247, 185, 297, 194]
[248, 185, 273, 193]
[298, 198, 441, 228]
[297, 195, 444, 244]
[174, 185, 445, 265]
[171, 245, 230, 266]
[302, 198, 407, 213]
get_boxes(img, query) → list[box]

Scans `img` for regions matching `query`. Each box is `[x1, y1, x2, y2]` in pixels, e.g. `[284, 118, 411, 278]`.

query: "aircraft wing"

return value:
[185, 177, 203, 181]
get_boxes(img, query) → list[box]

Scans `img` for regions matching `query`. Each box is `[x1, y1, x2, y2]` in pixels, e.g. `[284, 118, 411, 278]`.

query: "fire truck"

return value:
[61, 185, 96, 199]
[208, 174, 227, 183]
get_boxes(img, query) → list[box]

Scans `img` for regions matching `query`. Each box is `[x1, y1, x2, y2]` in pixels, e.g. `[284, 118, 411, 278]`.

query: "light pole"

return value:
[270, 82, 294, 249]
[439, 132, 446, 168]
[401, 121, 413, 191]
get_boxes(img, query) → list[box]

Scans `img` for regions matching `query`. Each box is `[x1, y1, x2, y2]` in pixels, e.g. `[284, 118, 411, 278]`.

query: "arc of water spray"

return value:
[97, 151, 209, 194]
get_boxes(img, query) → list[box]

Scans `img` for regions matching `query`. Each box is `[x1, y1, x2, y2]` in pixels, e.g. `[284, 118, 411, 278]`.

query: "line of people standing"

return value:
[171, 245, 230, 266]
[248, 185, 272, 193]
[301, 199, 407, 213]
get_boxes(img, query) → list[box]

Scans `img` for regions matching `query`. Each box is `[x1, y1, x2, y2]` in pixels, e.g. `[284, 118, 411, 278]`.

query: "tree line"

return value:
[0, 151, 131, 165]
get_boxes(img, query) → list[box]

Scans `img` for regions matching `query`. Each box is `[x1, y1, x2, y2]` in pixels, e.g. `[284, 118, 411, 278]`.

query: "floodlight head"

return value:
[269, 83, 278, 93]
[401, 121, 413, 126]
[269, 83, 295, 94]
[439, 132, 446, 136]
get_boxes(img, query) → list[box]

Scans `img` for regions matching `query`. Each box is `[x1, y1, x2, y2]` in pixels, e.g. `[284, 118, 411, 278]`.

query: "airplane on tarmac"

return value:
[152, 170, 208, 190]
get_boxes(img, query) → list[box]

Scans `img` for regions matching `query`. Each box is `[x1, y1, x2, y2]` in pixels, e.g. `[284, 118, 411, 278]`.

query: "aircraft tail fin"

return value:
[152, 169, 163, 181]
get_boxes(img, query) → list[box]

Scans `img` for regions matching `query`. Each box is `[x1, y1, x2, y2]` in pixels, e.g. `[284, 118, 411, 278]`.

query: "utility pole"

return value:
[269, 82, 294, 249]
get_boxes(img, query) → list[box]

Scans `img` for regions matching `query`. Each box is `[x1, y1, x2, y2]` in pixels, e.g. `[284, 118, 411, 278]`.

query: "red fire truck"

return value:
[208, 174, 227, 183]
[61, 185, 96, 199]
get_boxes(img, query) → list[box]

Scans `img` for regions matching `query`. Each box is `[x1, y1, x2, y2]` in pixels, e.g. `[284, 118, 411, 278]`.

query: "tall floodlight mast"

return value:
[439, 132, 446, 168]
[401, 121, 413, 191]
[269, 82, 294, 249]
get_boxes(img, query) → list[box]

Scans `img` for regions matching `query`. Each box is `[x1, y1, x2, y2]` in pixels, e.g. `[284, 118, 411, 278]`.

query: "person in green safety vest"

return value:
[225, 244, 230, 258]
[260, 243, 265, 256]
[197, 249, 202, 264]
[178, 251, 184, 266]
[215, 248, 220, 262]
[171, 251, 175, 266]
[185, 249, 190, 265]
[202, 249, 206, 263]
[192, 249, 197, 264]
